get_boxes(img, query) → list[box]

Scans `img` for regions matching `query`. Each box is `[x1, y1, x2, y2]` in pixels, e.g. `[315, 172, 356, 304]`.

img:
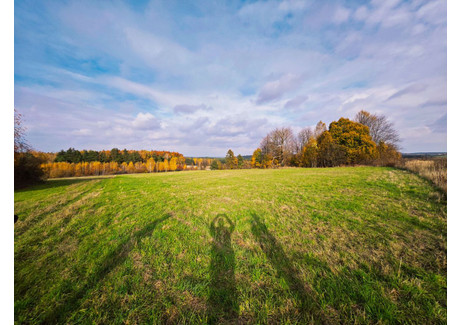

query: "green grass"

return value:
[14, 167, 447, 324]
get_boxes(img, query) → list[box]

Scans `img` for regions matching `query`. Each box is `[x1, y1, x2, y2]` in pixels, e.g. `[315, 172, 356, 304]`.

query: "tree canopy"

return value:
[328, 118, 377, 165]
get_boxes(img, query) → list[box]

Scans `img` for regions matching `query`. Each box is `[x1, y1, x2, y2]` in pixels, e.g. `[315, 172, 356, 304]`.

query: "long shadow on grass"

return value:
[250, 213, 323, 323]
[15, 182, 102, 239]
[41, 213, 171, 324]
[207, 214, 239, 324]
[14, 177, 111, 193]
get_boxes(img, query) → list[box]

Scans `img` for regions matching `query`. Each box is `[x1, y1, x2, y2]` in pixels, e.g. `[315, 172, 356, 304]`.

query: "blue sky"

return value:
[14, 0, 447, 156]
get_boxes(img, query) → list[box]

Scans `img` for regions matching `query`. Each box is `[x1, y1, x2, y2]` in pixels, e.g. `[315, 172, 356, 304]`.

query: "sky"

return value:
[14, 0, 447, 156]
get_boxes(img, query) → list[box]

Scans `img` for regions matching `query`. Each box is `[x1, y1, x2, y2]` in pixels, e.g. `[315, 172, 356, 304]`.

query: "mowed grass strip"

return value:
[14, 167, 446, 324]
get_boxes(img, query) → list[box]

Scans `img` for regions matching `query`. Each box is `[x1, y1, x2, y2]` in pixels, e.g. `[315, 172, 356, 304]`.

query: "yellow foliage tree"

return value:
[301, 138, 318, 167]
[127, 161, 135, 173]
[121, 162, 128, 173]
[169, 157, 177, 171]
[91, 161, 101, 175]
[110, 161, 119, 174]
[157, 161, 165, 172]
[135, 162, 146, 173]
[74, 163, 82, 177]
[146, 158, 156, 173]
[328, 118, 377, 165]
[251, 148, 262, 168]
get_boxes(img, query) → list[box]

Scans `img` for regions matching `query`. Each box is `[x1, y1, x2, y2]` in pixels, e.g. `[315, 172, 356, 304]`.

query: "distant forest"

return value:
[15, 109, 403, 185]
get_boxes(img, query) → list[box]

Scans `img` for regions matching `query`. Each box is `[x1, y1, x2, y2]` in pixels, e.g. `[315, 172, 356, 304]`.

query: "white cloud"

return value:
[131, 112, 161, 130]
[284, 95, 309, 109]
[256, 73, 303, 104]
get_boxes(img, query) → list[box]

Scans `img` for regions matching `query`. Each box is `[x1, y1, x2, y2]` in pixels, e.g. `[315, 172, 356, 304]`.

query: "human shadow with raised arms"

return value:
[207, 214, 238, 324]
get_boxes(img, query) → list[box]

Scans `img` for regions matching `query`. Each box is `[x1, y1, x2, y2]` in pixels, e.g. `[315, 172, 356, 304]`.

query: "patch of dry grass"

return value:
[400, 157, 447, 193]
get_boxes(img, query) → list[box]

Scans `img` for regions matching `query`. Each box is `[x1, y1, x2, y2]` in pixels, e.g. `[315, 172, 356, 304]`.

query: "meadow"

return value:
[14, 167, 446, 324]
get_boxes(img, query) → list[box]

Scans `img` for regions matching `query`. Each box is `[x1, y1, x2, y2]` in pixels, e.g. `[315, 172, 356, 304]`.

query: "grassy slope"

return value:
[14, 168, 446, 324]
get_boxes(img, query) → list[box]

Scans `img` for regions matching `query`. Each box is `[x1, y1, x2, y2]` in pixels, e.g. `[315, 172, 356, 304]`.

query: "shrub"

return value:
[14, 152, 45, 189]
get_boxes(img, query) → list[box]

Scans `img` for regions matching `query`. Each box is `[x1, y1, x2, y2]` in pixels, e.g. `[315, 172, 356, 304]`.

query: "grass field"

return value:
[14, 167, 447, 324]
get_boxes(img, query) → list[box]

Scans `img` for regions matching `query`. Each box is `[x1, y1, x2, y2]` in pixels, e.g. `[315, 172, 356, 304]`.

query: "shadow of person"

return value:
[207, 214, 238, 324]
[250, 213, 323, 323]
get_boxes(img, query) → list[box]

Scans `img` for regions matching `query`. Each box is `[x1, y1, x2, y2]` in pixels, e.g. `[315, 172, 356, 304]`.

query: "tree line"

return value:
[37, 148, 188, 178]
[54, 148, 184, 164]
[210, 151, 251, 170]
[41, 158, 183, 178]
[249, 110, 401, 169]
[14, 109, 401, 187]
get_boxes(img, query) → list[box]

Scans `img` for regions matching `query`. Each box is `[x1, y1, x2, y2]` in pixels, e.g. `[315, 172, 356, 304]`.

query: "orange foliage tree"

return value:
[328, 118, 377, 165]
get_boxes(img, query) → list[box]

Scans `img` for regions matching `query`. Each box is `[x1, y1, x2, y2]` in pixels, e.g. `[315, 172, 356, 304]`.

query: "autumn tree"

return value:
[354, 110, 401, 165]
[237, 154, 244, 169]
[158, 161, 165, 172]
[301, 137, 318, 167]
[134, 162, 146, 173]
[108, 161, 118, 174]
[177, 156, 186, 170]
[82, 162, 90, 175]
[328, 118, 377, 165]
[242, 160, 252, 169]
[261, 153, 274, 168]
[121, 162, 128, 173]
[376, 142, 401, 167]
[316, 131, 344, 167]
[127, 161, 135, 173]
[146, 157, 156, 173]
[225, 149, 238, 169]
[170, 157, 178, 171]
[251, 148, 263, 168]
[162, 159, 169, 172]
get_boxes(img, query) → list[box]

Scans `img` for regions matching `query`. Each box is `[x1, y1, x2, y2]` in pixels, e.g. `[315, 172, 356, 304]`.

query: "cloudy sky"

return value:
[14, 0, 446, 156]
